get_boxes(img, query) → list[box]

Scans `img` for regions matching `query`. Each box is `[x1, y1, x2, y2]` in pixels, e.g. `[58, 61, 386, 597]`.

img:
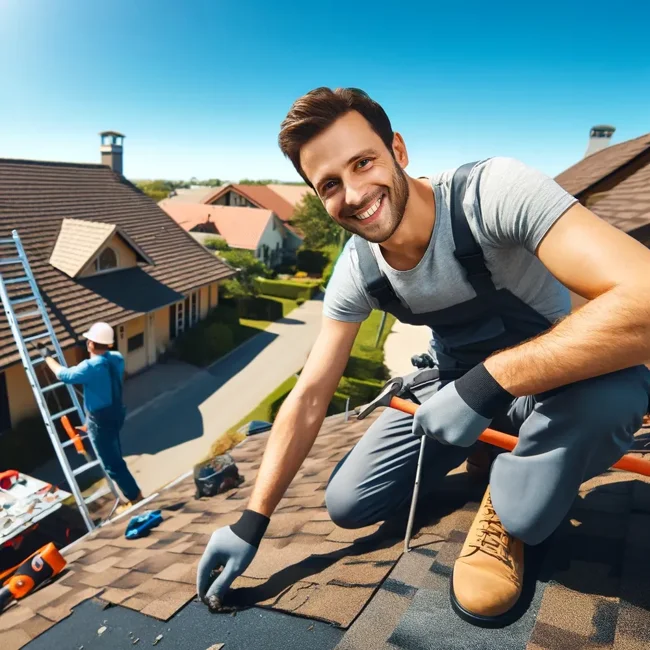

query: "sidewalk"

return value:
[383, 319, 432, 377]
[33, 297, 323, 498]
[112, 297, 324, 495]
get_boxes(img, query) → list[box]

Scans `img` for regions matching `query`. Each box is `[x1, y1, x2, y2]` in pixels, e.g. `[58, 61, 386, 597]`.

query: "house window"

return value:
[94, 247, 118, 273]
[0, 372, 11, 434]
[127, 333, 144, 352]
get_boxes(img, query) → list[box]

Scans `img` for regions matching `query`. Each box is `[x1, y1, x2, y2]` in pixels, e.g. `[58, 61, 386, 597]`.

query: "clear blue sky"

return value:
[1, 0, 649, 182]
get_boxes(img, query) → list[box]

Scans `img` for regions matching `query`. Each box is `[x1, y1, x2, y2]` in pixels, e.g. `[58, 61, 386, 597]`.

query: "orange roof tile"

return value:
[160, 203, 274, 251]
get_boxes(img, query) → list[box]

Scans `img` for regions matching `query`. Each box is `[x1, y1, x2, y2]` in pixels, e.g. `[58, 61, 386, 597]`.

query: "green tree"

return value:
[292, 193, 340, 249]
[136, 179, 174, 202]
[219, 249, 272, 298]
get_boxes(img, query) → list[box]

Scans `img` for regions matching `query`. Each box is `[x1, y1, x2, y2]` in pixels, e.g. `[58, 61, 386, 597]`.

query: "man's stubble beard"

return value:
[337, 161, 410, 244]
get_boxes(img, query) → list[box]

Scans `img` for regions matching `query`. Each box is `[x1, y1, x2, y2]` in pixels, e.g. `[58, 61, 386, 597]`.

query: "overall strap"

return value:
[354, 236, 401, 310]
[102, 355, 123, 408]
[450, 162, 496, 295]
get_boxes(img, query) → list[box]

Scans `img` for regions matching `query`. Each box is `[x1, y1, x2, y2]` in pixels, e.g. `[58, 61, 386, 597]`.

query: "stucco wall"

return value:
[5, 347, 82, 427]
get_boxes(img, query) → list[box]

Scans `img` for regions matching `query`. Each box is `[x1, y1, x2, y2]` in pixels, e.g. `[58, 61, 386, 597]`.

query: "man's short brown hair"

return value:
[278, 87, 394, 186]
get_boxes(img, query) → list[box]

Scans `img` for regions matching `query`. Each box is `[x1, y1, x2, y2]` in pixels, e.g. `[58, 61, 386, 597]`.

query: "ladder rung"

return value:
[42, 381, 64, 393]
[73, 459, 102, 476]
[24, 332, 50, 343]
[53, 406, 79, 421]
[11, 295, 36, 306]
[85, 485, 113, 505]
[0, 238, 16, 244]
[5, 276, 29, 285]
[16, 309, 40, 320]
[0, 258, 21, 265]
[62, 434, 88, 449]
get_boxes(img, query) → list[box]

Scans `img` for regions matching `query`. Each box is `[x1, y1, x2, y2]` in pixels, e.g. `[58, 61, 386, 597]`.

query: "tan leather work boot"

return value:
[465, 442, 493, 481]
[451, 486, 524, 626]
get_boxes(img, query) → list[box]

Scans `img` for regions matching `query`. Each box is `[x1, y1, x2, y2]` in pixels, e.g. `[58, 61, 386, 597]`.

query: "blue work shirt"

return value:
[56, 351, 125, 414]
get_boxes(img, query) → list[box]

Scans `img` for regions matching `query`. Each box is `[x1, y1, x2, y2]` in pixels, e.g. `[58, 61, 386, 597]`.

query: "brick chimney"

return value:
[584, 125, 615, 158]
[99, 131, 125, 174]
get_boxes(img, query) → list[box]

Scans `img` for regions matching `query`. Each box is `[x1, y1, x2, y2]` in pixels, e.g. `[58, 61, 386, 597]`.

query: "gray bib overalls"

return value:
[325, 163, 650, 545]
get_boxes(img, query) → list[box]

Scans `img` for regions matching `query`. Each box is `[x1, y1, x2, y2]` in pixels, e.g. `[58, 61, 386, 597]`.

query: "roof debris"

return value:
[153, 633, 163, 645]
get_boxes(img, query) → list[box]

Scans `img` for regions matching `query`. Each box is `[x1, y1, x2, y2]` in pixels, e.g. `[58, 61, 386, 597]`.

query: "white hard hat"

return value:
[82, 322, 115, 346]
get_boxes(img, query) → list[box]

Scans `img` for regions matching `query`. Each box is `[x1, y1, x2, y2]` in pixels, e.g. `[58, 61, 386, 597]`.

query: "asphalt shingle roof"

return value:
[0, 159, 235, 369]
[2, 412, 649, 649]
[554, 133, 650, 197]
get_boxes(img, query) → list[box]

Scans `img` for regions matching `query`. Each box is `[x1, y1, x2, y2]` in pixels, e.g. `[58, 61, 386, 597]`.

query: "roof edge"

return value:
[0, 157, 107, 169]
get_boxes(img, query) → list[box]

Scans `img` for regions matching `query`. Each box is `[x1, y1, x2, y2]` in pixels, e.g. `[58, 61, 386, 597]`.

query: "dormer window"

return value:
[94, 246, 118, 273]
[50, 219, 153, 279]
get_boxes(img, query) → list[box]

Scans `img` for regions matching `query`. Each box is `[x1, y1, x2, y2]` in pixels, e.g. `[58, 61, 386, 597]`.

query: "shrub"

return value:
[237, 297, 283, 321]
[296, 249, 329, 275]
[294, 271, 309, 279]
[172, 321, 235, 366]
[204, 237, 230, 251]
[254, 278, 320, 301]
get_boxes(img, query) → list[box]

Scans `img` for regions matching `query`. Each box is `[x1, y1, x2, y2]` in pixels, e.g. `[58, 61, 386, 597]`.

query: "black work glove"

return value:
[33, 342, 53, 359]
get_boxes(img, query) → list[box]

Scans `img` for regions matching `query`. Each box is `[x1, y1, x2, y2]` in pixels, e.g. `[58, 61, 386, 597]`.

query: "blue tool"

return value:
[125, 510, 163, 539]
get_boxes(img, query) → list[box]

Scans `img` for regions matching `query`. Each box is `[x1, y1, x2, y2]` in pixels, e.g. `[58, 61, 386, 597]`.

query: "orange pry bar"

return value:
[389, 396, 650, 478]
[61, 415, 88, 457]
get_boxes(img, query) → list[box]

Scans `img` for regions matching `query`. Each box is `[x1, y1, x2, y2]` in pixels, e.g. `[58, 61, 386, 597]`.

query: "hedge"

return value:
[254, 278, 320, 301]
[236, 296, 283, 321]
[172, 321, 235, 367]
[296, 249, 329, 275]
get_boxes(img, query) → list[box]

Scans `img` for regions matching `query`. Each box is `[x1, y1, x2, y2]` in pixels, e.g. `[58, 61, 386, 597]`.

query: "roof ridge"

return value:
[0, 157, 109, 169]
[558, 132, 650, 177]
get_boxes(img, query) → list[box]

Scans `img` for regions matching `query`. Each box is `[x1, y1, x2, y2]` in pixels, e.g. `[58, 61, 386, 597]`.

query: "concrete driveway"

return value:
[120, 297, 323, 495]
[34, 297, 323, 498]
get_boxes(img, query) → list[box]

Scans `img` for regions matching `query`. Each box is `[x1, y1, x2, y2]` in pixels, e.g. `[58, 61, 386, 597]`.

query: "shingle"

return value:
[0, 159, 235, 369]
[555, 133, 650, 197]
[49, 218, 115, 277]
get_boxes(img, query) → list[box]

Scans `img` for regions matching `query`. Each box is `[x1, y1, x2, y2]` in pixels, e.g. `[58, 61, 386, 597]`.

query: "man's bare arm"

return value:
[485, 202, 650, 396]
[247, 317, 361, 517]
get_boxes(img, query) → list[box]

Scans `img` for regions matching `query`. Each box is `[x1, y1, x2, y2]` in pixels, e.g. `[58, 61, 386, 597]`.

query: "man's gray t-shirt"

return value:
[323, 157, 577, 368]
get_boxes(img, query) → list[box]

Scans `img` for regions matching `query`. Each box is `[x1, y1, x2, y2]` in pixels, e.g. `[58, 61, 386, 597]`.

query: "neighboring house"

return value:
[159, 202, 286, 268]
[0, 132, 235, 432]
[554, 126, 650, 307]
[163, 186, 217, 203]
[165, 182, 314, 261]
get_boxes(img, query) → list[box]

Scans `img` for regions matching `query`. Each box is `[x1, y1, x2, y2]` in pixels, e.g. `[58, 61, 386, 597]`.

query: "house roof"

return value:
[0, 158, 235, 369]
[586, 160, 650, 237]
[554, 132, 650, 197]
[159, 202, 275, 251]
[2, 411, 649, 649]
[49, 219, 152, 278]
[161, 187, 217, 204]
[203, 184, 296, 223]
[266, 184, 314, 207]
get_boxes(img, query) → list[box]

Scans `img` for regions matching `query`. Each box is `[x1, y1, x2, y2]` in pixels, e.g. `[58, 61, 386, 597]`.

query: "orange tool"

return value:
[357, 378, 650, 553]
[388, 395, 650, 477]
[0, 543, 66, 611]
[60, 416, 91, 462]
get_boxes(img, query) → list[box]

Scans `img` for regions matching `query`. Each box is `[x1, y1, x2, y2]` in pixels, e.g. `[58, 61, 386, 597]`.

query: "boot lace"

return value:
[469, 494, 516, 572]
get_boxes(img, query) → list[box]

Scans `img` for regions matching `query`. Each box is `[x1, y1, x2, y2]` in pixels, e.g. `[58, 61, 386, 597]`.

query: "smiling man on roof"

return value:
[197, 87, 650, 624]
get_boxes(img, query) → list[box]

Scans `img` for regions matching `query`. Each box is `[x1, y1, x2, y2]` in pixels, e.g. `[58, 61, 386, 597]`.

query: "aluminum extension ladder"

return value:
[0, 229, 119, 532]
